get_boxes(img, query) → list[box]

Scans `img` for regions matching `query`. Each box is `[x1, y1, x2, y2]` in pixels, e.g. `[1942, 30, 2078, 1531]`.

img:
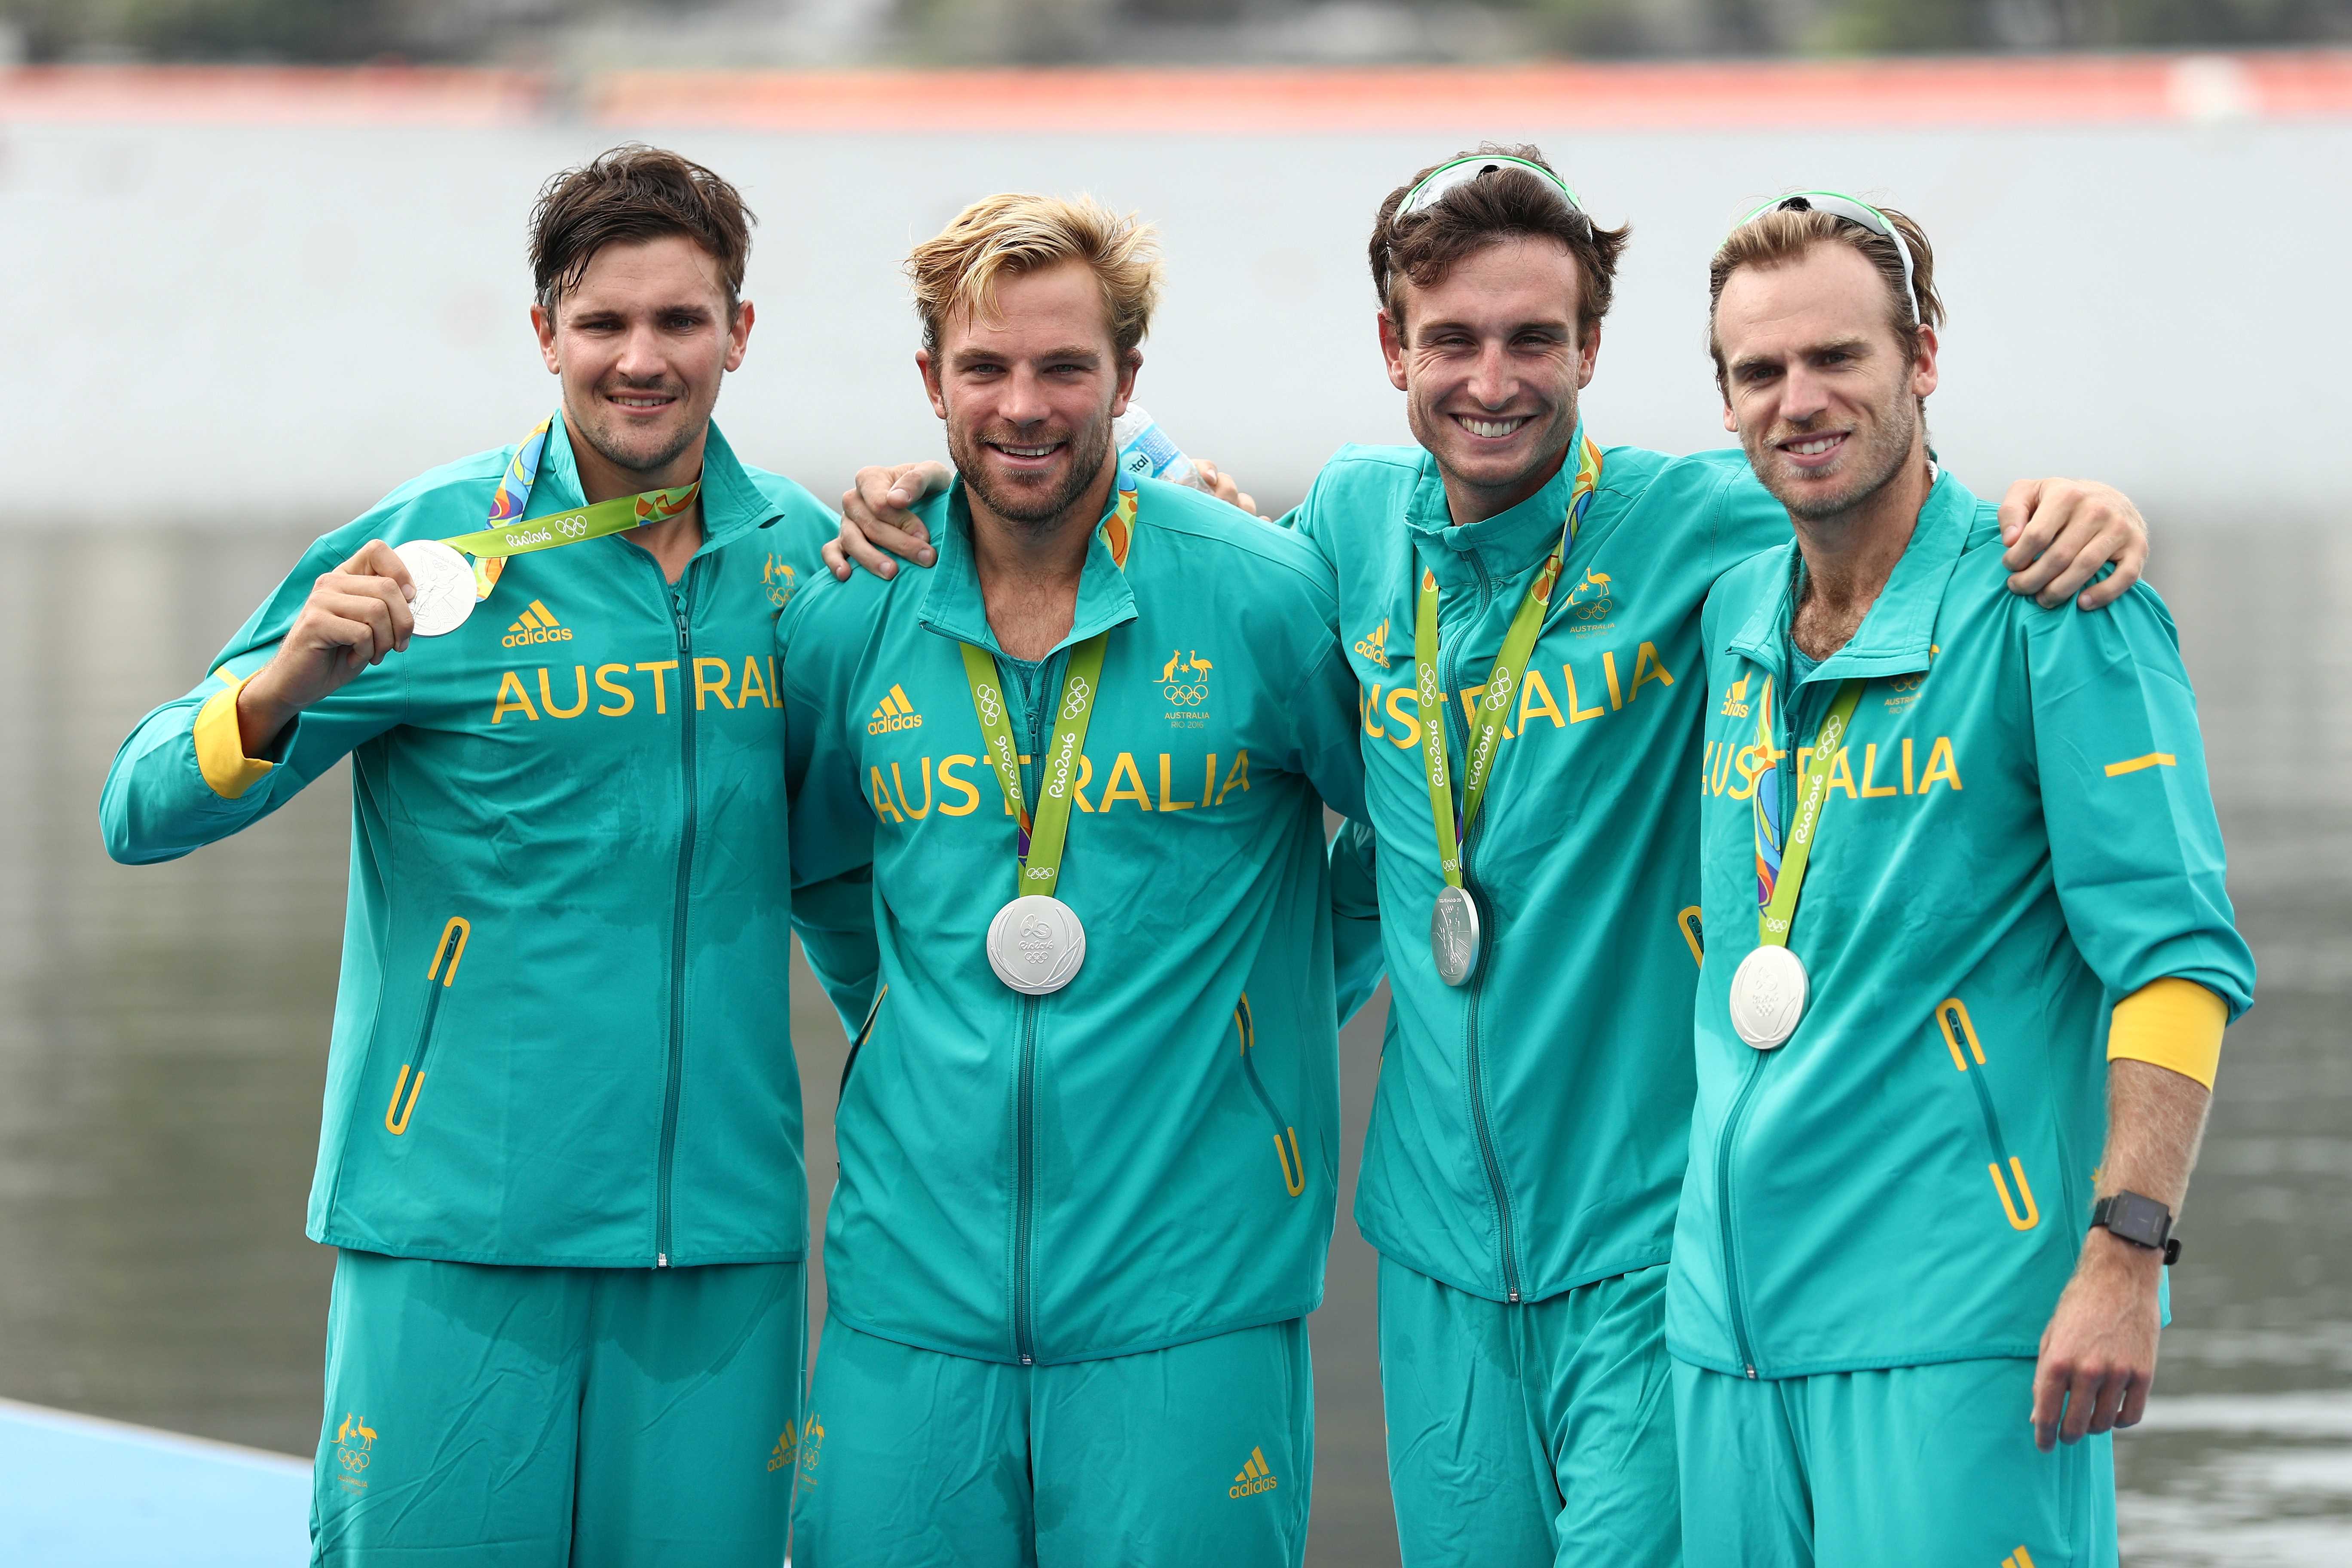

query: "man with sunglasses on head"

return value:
[1677, 195, 2251, 1568]
[825, 152, 2153, 1567]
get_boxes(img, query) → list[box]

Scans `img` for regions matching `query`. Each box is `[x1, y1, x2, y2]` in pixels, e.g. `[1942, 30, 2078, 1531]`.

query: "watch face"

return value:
[2105, 1191, 2171, 1247]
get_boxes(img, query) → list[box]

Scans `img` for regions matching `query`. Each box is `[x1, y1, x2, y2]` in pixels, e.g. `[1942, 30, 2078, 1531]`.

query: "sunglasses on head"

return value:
[1740, 191, 1920, 322]
[1397, 155, 1589, 228]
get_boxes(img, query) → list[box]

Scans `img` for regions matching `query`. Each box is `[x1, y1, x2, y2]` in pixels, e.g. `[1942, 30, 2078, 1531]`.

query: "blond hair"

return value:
[1706, 202, 1943, 395]
[908, 193, 1162, 358]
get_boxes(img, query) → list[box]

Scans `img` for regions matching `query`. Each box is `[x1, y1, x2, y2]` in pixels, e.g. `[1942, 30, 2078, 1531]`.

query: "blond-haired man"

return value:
[778, 193, 1366, 1566]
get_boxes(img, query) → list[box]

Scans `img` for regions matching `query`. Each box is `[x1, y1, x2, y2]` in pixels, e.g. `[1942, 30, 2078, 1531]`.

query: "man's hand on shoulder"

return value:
[237, 539, 416, 753]
[2000, 479, 2148, 612]
[826, 462, 950, 581]
[1193, 459, 1259, 518]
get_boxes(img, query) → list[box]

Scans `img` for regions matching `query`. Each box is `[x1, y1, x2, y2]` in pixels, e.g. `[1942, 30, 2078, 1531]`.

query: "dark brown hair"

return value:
[1369, 144, 1631, 340]
[529, 145, 756, 315]
[1707, 201, 1943, 395]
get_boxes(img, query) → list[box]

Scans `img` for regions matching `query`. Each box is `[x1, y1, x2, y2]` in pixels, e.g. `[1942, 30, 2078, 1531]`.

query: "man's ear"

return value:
[1575, 318, 1602, 392]
[1376, 308, 1409, 393]
[724, 299, 755, 373]
[1110, 348, 1143, 420]
[1910, 323, 1940, 402]
[532, 302, 560, 374]
[917, 348, 948, 421]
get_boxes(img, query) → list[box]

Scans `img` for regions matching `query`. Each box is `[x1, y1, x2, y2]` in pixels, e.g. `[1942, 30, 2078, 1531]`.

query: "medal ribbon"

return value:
[1752, 674, 1865, 948]
[957, 480, 1139, 899]
[444, 414, 700, 600]
[1411, 432, 1603, 888]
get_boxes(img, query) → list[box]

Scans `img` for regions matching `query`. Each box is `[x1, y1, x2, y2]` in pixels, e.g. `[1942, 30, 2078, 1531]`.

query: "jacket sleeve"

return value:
[1329, 816, 1386, 1027]
[99, 533, 409, 865]
[2025, 586, 2256, 1032]
[779, 590, 882, 1032]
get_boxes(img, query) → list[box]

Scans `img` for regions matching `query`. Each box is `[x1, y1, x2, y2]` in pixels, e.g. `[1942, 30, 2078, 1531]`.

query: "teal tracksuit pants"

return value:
[1378, 1256, 1680, 1568]
[791, 1312, 1313, 1568]
[1673, 1357, 2117, 1568]
[311, 1250, 805, 1566]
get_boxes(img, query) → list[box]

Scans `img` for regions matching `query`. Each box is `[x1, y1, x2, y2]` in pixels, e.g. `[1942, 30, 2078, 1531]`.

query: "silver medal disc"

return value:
[1430, 885, 1483, 987]
[1728, 944, 1809, 1050]
[986, 894, 1088, 995]
[395, 539, 478, 638]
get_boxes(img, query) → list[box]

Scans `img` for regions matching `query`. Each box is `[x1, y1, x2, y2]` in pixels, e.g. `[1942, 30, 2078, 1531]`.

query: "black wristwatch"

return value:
[2091, 1191, 2181, 1265]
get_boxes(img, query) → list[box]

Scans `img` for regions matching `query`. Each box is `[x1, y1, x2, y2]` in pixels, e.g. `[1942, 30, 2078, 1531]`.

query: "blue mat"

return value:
[0, 1398, 308, 1566]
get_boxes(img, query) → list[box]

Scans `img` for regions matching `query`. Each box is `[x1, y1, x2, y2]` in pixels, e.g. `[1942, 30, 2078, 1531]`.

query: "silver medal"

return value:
[395, 539, 478, 638]
[1430, 885, 1482, 987]
[986, 894, 1087, 995]
[1728, 945, 1809, 1050]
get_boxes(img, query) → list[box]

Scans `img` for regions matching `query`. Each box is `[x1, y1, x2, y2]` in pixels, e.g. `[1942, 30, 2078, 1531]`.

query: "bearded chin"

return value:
[954, 416, 1115, 528]
[1767, 395, 1920, 523]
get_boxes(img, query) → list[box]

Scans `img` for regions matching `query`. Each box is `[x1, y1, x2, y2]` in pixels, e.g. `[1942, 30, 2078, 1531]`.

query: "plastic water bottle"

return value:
[1112, 405, 1205, 490]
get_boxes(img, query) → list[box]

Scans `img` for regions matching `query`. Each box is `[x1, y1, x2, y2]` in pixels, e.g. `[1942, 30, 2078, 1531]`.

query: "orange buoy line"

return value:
[0, 52, 2346, 130]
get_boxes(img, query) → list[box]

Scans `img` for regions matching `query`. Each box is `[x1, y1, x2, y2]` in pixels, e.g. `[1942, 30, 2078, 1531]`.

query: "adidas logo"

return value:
[1228, 1445, 1279, 1499]
[501, 600, 573, 648]
[2000, 1551, 2039, 1568]
[766, 1425, 799, 1473]
[1352, 619, 1391, 668]
[867, 683, 924, 735]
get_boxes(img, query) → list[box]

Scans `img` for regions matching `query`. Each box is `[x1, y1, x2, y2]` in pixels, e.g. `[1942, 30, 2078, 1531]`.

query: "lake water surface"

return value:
[0, 518, 2343, 1564]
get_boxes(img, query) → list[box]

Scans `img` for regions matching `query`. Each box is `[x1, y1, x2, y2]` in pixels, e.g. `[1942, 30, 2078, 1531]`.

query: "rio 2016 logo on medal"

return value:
[988, 894, 1087, 995]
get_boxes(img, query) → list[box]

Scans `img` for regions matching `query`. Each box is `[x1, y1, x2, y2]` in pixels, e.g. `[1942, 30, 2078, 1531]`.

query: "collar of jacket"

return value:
[914, 476, 1142, 657]
[1727, 467, 1974, 684]
[1403, 441, 1585, 594]
[535, 411, 783, 553]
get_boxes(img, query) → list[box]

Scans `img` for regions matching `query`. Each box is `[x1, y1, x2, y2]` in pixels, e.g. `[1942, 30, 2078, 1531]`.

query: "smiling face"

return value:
[532, 233, 751, 487]
[1380, 236, 1599, 525]
[1713, 239, 1937, 523]
[920, 259, 1139, 530]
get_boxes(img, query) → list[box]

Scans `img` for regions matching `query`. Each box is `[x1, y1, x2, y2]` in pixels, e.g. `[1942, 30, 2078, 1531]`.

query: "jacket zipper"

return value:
[1009, 650, 1059, 1365]
[655, 561, 700, 1267]
[1716, 660, 1819, 1372]
[1441, 551, 1522, 1303]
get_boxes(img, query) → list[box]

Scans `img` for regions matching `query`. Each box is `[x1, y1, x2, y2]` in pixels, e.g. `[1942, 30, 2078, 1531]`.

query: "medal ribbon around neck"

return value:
[958, 479, 1140, 899]
[1411, 430, 1603, 888]
[444, 414, 701, 601]
[1752, 670, 1865, 949]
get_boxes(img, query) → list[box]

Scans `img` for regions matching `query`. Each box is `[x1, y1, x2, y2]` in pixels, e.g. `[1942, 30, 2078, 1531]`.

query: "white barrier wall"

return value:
[5, 113, 2345, 525]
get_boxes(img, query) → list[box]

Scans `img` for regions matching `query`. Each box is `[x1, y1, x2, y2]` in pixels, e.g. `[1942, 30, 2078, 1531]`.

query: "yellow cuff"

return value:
[2107, 977, 2227, 1089]
[193, 669, 275, 801]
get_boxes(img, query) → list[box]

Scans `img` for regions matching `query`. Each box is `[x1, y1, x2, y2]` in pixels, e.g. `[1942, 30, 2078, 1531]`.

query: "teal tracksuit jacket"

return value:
[1669, 471, 2256, 1378]
[780, 475, 1366, 1366]
[1294, 442, 1786, 1304]
[100, 416, 836, 1268]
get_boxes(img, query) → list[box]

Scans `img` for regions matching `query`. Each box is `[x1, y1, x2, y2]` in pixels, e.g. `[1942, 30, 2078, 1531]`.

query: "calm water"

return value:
[0, 520, 2344, 1564]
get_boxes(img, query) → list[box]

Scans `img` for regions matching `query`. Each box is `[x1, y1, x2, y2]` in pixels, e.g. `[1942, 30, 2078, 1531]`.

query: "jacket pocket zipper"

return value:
[839, 983, 888, 1101]
[1935, 997, 2040, 1231]
[1234, 993, 1306, 1197]
[385, 916, 469, 1136]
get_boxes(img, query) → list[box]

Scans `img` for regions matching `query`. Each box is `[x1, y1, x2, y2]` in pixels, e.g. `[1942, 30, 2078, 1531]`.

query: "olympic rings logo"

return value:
[1570, 597, 1612, 622]
[555, 515, 589, 540]
[1061, 678, 1093, 719]
[976, 687, 1003, 725]
[1485, 671, 1515, 708]
[1161, 683, 1210, 705]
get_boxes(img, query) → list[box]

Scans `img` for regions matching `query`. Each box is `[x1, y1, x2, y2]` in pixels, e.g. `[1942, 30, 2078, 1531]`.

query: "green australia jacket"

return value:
[100, 415, 836, 1269]
[1668, 471, 2255, 1378]
[1293, 441, 1788, 1304]
[780, 475, 1366, 1366]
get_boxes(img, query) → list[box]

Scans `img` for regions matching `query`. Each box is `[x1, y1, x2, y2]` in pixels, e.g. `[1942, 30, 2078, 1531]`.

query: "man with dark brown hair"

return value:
[100, 145, 837, 1566]
[829, 147, 2158, 1566]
